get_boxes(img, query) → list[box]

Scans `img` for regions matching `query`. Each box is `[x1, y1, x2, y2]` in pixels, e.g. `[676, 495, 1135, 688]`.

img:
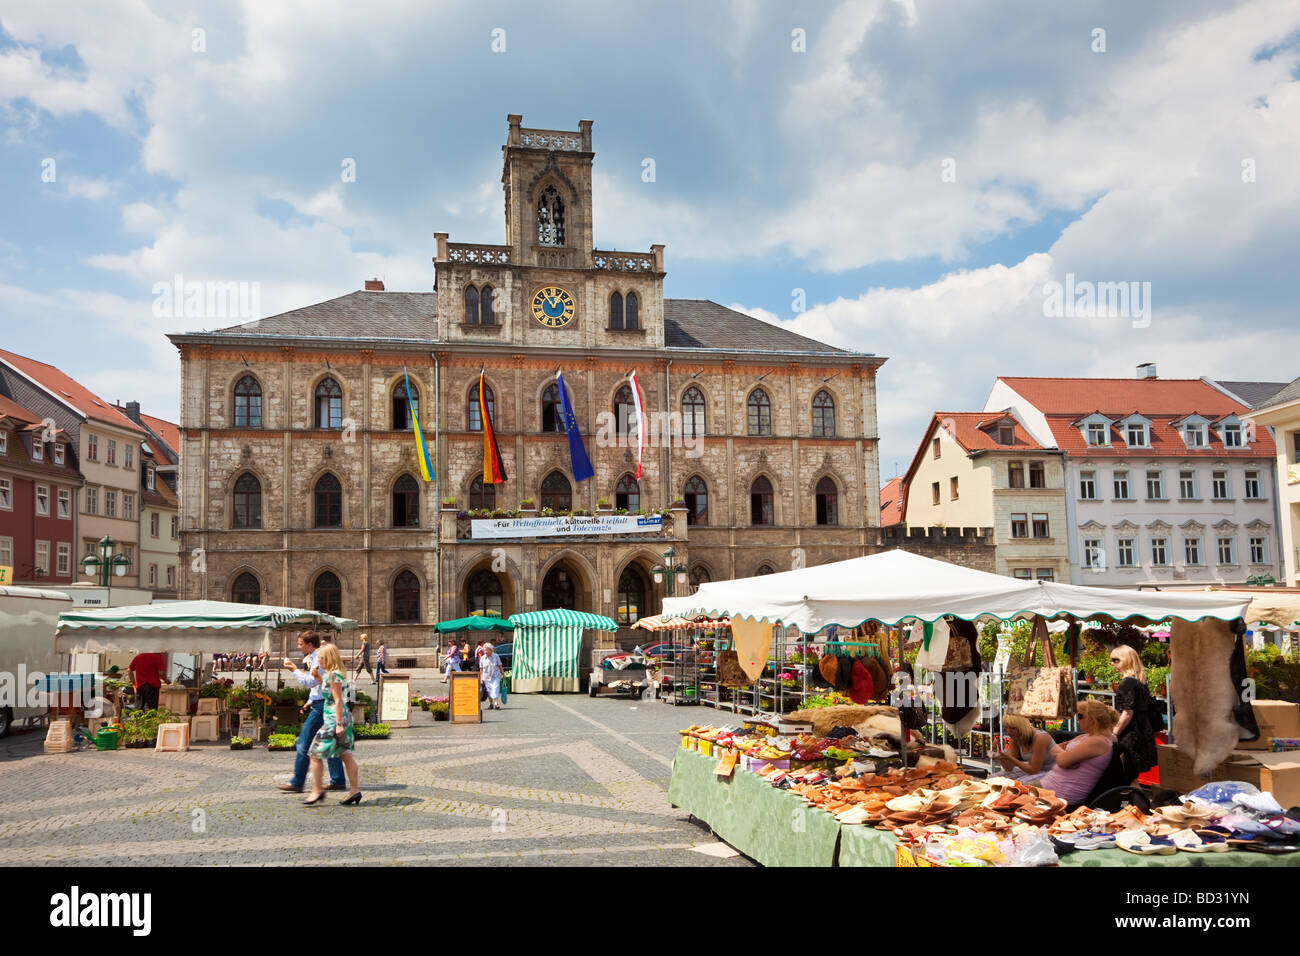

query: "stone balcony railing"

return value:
[444, 242, 512, 265]
[592, 250, 655, 272]
[518, 128, 583, 151]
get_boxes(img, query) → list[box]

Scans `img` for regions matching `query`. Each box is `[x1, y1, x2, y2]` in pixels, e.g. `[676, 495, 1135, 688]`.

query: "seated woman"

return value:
[1030, 700, 1118, 807]
[997, 714, 1056, 780]
[1111, 645, 1158, 782]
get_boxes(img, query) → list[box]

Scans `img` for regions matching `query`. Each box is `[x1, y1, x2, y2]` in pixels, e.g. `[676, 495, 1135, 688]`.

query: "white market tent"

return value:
[662, 550, 1250, 632]
[54, 600, 357, 655]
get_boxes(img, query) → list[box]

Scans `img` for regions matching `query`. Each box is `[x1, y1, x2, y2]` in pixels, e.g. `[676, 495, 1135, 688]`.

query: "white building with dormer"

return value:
[984, 366, 1281, 586]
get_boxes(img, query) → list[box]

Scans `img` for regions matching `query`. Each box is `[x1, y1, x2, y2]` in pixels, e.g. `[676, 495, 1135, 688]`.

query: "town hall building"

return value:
[169, 115, 893, 650]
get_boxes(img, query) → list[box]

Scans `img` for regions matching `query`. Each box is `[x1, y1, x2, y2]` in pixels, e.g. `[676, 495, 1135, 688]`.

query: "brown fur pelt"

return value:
[1171, 617, 1239, 777]
[786, 704, 898, 737]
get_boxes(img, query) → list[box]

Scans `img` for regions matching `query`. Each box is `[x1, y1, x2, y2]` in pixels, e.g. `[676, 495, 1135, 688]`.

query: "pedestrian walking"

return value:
[277, 631, 346, 794]
[302, 642, 362, 806]
[442, 642, 462, 683]
[461, 643, 474, 670]
[480, 642, 504, 710]
[374, 640, 390, 680]
[353, 633, 375, 682]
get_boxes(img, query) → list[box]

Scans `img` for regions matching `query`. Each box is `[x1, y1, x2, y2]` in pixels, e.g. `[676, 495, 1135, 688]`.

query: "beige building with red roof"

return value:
[900, 411, 1070, 581]
[116, 402, 181, 599]
[986, 367, 1281, 586]
[1244, 376, 1300, 587]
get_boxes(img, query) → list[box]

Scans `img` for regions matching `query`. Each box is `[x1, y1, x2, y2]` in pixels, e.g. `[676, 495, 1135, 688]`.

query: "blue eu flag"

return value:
[556, 369, 595, 482]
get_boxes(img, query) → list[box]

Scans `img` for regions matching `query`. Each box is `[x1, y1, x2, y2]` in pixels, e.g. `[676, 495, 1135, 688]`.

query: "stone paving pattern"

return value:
[0, 677, 751, 867]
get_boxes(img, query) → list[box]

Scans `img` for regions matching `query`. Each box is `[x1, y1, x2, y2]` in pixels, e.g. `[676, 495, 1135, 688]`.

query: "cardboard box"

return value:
[1158, 743, 1300, 806]
[1219, 750, 1300, 808]
[1237, 700, 1300, 750]
[895, 843, 935, 867]
[1269, 738, 1300, 752]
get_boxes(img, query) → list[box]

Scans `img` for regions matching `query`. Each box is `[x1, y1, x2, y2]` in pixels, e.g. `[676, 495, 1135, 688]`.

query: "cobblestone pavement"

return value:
[0, 677, 751, 867]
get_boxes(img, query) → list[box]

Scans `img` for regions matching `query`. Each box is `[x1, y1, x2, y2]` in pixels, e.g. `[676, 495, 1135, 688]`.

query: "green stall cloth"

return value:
[508, 609, 617, 693]
[432, 616, 515, 634]
[667, 749, 840, 867]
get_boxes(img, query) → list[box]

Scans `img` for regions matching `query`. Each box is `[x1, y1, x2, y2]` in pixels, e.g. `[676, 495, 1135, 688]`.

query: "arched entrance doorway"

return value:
[541, 564, 577, 610]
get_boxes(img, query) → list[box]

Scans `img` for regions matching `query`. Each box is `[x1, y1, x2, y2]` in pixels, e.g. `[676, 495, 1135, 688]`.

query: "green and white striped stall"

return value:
[507, 609, 618, 693]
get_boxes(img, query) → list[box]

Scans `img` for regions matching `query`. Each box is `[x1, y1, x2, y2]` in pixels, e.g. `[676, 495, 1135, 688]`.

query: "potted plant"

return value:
[230, 735, 252, 751]
[519, 497, 536, 511]
[441, 496, 458, 509]
[431, 701, 450, 721]
[355, 722, 391, 739]
[597, 498, 612, 511]
[267, 733, 297, 751]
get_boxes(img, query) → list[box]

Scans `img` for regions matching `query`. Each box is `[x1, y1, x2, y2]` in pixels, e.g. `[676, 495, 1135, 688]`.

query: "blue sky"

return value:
[2, 0, 1298, 477]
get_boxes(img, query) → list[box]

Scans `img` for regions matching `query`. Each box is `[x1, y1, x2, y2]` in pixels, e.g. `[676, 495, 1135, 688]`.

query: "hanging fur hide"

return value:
[937, 618, 982, 738]
[1171, 617, 1248, 777]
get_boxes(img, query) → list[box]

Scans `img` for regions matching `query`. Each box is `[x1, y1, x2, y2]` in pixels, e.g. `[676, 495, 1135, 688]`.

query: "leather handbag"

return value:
[1005, 616, 1076, 720]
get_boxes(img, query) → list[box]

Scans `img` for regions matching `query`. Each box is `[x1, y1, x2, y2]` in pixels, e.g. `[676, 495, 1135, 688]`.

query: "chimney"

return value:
[364, 278, 384, 292]
[124, 401, 141, 423]
[1136, 363, 1157, 380]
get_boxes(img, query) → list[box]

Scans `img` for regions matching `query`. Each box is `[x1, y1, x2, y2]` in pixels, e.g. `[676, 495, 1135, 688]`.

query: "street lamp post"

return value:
[651, 547, 689, 598]
[81, 534, 132, 604]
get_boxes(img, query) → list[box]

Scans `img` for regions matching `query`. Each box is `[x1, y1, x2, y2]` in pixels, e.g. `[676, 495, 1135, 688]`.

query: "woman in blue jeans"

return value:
[277, 631, 345, 793]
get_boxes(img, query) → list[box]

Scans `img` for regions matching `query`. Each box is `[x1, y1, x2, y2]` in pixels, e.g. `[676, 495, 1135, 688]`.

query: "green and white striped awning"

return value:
[508, 609, 618, 631]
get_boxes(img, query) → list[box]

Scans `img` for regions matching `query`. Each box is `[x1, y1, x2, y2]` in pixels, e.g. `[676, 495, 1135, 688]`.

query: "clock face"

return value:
[531, 286, 576, 328]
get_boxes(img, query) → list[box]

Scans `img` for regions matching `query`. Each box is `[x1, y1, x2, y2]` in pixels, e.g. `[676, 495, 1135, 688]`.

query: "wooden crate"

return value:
[189, 715, 220, 742]
[196, 698, 226, 715]
[159, 687, 190, 716]
[155, 722, 190, 752]
[44, 719, 75, 754]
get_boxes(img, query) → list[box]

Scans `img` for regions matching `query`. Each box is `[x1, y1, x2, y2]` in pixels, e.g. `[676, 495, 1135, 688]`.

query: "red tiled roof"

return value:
[0, 349, 145, 434]
[880, 477, 904, 526]
[997, 377, 1247, 417]
[138, 412, 180, 456]
[0, 394, 40, 426]
[1044, 413, 1275, 457]
[933, 411, 1046, 453]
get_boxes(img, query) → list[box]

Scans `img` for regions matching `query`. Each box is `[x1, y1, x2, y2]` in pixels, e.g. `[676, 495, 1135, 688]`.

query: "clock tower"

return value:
[434, 115, 666, 350]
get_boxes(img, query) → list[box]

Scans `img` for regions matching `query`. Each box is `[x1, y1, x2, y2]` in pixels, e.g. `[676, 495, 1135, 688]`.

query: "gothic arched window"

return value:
[684, 475, 708, 526]
[615, 474, 640, 511]
[537, 186, 566, 246]
[747, 388, 771, 436]
[467, 568, 504, 616]
[234, 375, 262, 428]
[682, 387, 705, 439]
[314, 474, 342, 528]
[541, 382, 564, 432]
[812, 390, 836, 437]
[393, 380, 417, 430]
[314, 377, 342, 430]
[231, 572, 261, 604]
[233, 473, 262, 529]
[750, 475, 774, 526]
[609, 291, 624, 330]
[540, 471, 571, 512]
[392, 569, 421, 623]
[468, 381, 494, 432]
[464, 285, 480, 324]
[614, 385, 636, 438]
[625, 292, 639, 330]
[617, 567, 646, 625]
[815, 476, 839, 526]
[313, 571, 342, 617]
[393, 474, 419, 528]
[469, 474, 496, 511]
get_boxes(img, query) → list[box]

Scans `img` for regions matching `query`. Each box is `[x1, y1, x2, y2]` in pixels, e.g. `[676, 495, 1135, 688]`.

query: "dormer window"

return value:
[32, 439, 44, 462]
[1184, 423, 1207, 448]
[997, 425, 1014, 445]
[1222, 423, 1243, 448]
[1126, 423, 1147, 447]
[146, 467, 156, 491]
[1086, 423, 1107, 446]
[54, 444, 64, 465]
[0, 431, 7, 454]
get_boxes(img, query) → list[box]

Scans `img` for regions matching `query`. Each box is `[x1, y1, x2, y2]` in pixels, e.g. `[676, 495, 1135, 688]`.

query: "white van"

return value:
[0, 585, 74, 736]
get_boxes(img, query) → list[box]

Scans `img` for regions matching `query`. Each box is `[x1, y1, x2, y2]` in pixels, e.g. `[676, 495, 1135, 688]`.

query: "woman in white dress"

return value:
[479, 642, 504, 710]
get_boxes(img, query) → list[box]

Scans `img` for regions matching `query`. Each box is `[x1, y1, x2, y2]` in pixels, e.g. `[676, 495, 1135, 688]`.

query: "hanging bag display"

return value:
[717, 649, 749, 688]
[1005, 616, 1076, 720]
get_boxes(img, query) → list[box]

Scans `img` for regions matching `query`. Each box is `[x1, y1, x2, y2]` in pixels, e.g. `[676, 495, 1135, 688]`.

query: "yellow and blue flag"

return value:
[404, 367, 433, 482]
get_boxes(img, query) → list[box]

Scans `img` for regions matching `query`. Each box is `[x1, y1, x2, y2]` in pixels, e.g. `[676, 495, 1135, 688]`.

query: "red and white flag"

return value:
[629, 370, 646, 479]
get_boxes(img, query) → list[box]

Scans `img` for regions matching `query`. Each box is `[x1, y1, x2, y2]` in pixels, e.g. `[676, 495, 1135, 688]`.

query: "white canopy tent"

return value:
[54, 600, 357, 655]
[662, 550, 1250, 631]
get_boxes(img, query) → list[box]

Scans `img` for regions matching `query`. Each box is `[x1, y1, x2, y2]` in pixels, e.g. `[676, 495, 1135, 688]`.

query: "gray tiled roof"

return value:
[1212, 380, 1289, 409]
[193, 291, 852, 356]
[1251, 375, 1300, 413]
[664, 299, 848, 354]
[205, 291, 438, 342]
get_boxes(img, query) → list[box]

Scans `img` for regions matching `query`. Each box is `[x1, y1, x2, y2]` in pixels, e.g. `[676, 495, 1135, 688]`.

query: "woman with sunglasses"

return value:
[1110, 644, 1157, 782]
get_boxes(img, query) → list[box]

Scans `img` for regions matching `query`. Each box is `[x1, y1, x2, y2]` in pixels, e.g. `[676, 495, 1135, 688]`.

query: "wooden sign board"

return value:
[378, 674, 411, 728]
[0, 565, 12, 585]
[449, 671, 482, 724]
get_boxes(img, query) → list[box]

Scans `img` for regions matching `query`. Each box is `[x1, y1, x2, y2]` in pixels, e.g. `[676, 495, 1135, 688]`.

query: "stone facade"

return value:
[167, 116, 916, 650]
